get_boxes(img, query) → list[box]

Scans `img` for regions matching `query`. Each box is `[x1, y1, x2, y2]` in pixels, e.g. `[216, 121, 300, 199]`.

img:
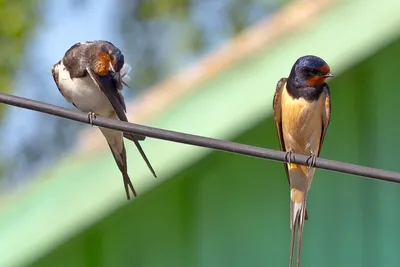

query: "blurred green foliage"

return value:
[136, 0, 190, 19]
[0, 0, 39, 117]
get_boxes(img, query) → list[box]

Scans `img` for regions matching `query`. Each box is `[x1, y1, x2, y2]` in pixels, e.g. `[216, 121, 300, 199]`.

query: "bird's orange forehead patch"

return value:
[318, 64, 330, 74]
[94, 52, 110, 76]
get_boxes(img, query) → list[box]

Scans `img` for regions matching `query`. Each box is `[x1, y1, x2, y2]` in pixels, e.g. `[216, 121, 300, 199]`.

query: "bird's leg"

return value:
[285, 149, 295, 165]
[87, 111, 96, 126]
[306, 151, 317, 173]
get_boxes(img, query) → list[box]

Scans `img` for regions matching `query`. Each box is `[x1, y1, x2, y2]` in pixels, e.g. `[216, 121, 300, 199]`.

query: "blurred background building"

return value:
[0, 0, 400, 266]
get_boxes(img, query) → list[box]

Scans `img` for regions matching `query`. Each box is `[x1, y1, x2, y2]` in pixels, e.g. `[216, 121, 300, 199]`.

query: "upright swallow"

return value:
[51, 40, 156, 199]
[273, 55, 333, 267]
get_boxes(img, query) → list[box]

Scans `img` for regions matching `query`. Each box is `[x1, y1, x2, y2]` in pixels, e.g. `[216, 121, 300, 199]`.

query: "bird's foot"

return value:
[285, 150, 295, 165]
[87, 112, 96, 126]
[306, 153, 317, 173]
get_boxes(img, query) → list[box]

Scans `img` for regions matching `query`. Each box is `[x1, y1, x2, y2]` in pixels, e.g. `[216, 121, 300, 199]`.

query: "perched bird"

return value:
[273, 55, 333, 267]
[51, 40, 156, 200]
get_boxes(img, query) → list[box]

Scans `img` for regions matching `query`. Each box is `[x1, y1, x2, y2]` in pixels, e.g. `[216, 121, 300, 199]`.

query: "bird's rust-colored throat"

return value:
[306, 76, 327, 87]
[94, 51, 117, 76]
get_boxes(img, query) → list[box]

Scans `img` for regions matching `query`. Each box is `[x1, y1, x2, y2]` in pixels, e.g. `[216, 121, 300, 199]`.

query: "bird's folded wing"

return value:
[86, 67, 146, 141]
[273, 77, 290, 182]
[317, 84, 331, 156]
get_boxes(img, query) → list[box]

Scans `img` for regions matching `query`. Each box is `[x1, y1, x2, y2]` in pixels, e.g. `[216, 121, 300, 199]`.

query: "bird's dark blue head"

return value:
[90, 41, 125, 76]
[99, 41, 124, 72]
[109, 47, 125, 73]
[288, 55, 333, 88]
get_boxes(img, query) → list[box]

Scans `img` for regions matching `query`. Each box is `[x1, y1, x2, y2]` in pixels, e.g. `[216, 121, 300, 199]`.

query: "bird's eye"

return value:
[309, 70, 318, 75]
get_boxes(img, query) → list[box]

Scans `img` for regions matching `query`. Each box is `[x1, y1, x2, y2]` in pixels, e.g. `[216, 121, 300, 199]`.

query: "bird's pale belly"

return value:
[281, 97, 322, 156]
[58, 70, 113, 117]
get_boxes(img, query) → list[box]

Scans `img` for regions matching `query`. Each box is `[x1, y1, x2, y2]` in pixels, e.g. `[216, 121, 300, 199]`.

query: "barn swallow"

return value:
[51, 40, 156, 200]
[273, 55, 333, 267]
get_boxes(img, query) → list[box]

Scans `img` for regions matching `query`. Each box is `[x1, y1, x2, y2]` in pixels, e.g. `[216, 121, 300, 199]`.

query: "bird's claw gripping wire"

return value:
[307, 153, 317, 173]
[285, 150, 295, 165]
[87, 112, 96, 126]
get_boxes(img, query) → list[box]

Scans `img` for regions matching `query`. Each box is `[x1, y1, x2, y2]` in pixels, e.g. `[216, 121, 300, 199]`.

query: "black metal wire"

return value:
[0, 92, 399, 183]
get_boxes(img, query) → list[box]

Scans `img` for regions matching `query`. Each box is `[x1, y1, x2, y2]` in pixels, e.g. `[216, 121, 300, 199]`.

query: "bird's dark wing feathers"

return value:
[318, 84, 331, 156]
[273, 78, 290, 182]
[86, 67, 145, 141]
[86, 67, 127, 120]
[86, 67, 157, 178]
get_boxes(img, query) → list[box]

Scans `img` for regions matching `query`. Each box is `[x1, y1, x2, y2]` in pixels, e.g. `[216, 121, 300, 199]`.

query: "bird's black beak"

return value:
[109, 63, 124, 89]
[109, 62, 116, 73]
[324, 72, 334, 78]
[110, 62, 131, 89]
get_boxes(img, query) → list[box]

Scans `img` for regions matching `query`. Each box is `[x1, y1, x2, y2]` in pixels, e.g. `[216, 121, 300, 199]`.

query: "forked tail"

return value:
[289, 198, 307, 267]
[106, 143, 138, 200]
[122, 172, 137, 199]
[132, 138, 157, 178]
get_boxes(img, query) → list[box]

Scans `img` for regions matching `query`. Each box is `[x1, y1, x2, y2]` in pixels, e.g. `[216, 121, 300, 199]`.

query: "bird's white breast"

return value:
[55, 61, 113, 117]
